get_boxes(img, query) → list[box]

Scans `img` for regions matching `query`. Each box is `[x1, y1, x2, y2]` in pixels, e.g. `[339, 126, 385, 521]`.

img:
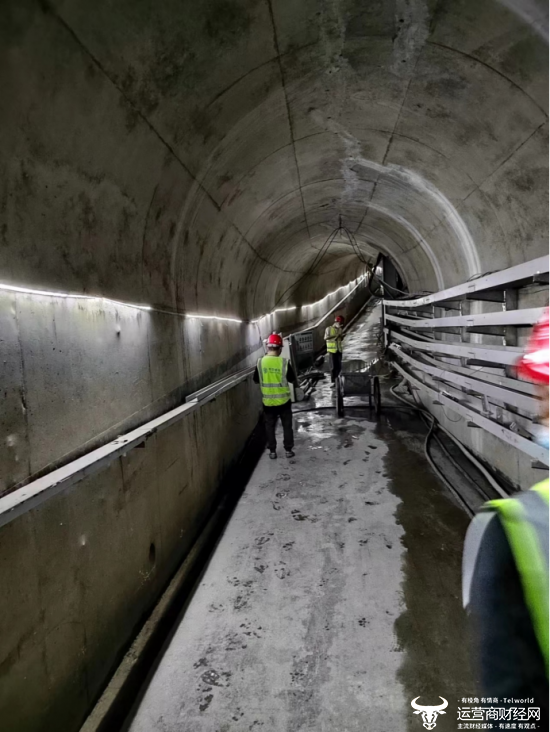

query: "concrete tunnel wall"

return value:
[0, 0, 548, 730]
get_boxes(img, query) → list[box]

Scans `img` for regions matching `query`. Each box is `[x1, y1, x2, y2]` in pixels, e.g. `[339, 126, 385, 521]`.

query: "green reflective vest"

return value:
[325, 325, 343, 354]
[257, 356, 291, 407]
[463, 479, 549, 674]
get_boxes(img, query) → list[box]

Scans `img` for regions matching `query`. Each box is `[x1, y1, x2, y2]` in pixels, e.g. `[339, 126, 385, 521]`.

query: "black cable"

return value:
[390, 383, 475, 515]
[365, 253, 384, 299]
[395, 376, 493, 500]
[467, 271, 496, 282]
[429, 428, 493, 503]
[441, 406, 463, 423]
[349, 219, 436, 300]
[340, 226, 370, 267]
[424, 413, 475, 515]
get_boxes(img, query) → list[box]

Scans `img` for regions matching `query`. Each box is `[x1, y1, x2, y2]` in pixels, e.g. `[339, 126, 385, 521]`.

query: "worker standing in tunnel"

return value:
[462, 310, 549, 726]
[254, 333, 296, 460]
[325, 315, 345, 387]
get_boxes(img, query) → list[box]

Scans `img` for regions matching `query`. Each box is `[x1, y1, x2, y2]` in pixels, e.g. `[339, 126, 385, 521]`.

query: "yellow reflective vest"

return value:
[257, 356, 291, 407]
[463, 479, 549, 674]
[325, 325, 343, 354]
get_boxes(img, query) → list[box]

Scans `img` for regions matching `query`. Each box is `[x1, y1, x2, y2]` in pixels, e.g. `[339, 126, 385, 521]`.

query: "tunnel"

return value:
[0, 0, 548, 730]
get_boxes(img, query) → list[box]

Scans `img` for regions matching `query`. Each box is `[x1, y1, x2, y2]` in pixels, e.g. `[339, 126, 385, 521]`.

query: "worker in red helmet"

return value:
[463, 309, 549, 724]
[253, 333, 297, 459]
[324, 315, 345, 386]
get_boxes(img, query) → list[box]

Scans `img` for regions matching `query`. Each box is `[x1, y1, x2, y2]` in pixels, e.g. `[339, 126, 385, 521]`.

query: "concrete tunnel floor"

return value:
[125, 306, 476, 732]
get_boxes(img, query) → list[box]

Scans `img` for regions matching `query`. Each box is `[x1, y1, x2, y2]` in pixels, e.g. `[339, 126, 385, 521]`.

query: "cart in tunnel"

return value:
[335, 359, 381, 418]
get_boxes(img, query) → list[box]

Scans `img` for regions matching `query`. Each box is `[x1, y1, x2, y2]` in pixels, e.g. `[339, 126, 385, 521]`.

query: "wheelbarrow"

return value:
[335, 358, 381, 417]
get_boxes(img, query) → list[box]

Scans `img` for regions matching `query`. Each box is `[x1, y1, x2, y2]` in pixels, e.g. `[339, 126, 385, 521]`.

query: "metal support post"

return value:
[504, 289, 519, 347]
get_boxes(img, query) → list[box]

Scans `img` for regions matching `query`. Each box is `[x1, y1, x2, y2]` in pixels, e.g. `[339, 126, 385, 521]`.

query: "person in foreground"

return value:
[462, 310, 549, 727]
[254, 333, 296, 459]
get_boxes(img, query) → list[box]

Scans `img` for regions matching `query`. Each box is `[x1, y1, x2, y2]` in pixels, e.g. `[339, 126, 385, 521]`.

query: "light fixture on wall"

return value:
[250, 273, 366, 324]
[185, 314, 243, 324]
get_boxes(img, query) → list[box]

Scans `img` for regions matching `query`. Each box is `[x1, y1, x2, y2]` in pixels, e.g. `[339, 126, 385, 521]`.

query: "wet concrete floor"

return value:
[126, 305, 476, 732]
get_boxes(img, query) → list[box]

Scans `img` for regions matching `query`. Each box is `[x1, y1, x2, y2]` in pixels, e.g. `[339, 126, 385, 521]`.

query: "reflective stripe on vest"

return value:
[463, 479, 549, 674]
[325, 325, 342, 354]
[257, 356, 290, 407]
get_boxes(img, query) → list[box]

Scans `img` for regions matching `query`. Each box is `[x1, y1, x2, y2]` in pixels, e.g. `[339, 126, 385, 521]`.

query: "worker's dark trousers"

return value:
[330, 351, 343, 382]
[264, 401, 294, 452]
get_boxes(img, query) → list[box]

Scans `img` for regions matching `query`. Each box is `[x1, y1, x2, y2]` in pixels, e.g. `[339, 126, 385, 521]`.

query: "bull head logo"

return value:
[411, 697, 448, 730]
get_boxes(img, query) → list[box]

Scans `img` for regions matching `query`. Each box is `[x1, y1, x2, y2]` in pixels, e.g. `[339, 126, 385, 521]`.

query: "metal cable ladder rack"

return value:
[382, 256, 549, 470]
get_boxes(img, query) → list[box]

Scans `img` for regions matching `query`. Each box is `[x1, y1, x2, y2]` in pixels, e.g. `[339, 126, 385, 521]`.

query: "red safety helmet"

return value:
[267, 333, 283, 348]
[335, 315, 345, 324]
[516, 309, 549, 384]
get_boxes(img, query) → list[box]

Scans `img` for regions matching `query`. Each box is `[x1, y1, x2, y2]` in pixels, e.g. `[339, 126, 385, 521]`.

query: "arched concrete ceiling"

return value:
[0, 0, 547, 319]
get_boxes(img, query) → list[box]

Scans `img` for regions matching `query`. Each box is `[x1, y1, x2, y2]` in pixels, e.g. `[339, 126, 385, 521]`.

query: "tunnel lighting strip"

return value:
[393, 362, 549, 466]
[307, 275, 363, 307]
[0, 274, 365, 326]
[185, 314, 243, 324]
[0, 282, 153, 311]
[0, 282, 245, 322]
[251, 274, 365, 324]
[312, 276, 367, 329]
